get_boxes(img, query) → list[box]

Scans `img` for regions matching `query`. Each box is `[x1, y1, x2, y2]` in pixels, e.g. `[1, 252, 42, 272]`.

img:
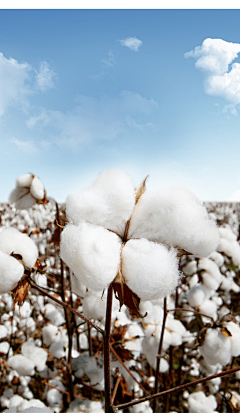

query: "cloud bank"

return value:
[119, 37, 143, 52]
[185, 38, 240, 110]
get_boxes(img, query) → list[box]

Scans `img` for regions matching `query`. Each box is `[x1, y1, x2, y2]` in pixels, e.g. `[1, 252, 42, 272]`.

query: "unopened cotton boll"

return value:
[128, 188, 219, 257]
[122, 239, 179, 301]
[0, 227, 38, 268]
[66, 169, 135, 237]
[60, 222, 121, 291]
[0, 250, 24, 294]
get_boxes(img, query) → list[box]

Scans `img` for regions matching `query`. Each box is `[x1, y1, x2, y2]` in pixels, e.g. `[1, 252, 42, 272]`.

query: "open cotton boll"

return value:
[219, 227, 237, 242]
[200, 328, 231, 366]
[209, 251, 224, 267]
[9, 187, 30, 203]
[224, 321, 240, 357]
[44, 303, 65, 326]
[0, 227, 38, 268]
[199, 299, 218, 321]
[188, 391, 217, 413]
[16, 173, 33, 188]
[187, 285, 206, 308]
[128, 188, 219, 257]
[201, 272, 220, 291]
[82, 291, 107, 320]
[21, 341, 48, 372]
[8, 354, 35, 376]
[0, 250, 24, 294]
[129, 401, 153, 413]
[66, 169, 135, 237]
[30, 176, 45, 200]
[198, 259, 221, 282]
[182, 260, 198, 276]
[60, 222, 121, 291]
[122, 239, 179, 301]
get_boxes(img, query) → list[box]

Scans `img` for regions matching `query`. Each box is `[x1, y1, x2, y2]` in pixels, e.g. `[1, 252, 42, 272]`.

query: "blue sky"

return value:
[1, 9, 240, 202]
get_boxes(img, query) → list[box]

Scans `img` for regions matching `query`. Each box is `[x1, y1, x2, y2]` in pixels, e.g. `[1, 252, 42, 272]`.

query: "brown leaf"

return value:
[135, 175, 149, 204]
[11, 276, 30, 308]
[112, 282, 147, 319]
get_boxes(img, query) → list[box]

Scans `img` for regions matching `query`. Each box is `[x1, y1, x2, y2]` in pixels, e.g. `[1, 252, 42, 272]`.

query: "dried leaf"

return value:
[135, 175, 148, 204]
[11, 276, 30, 308]
[112, 282, 146, 319]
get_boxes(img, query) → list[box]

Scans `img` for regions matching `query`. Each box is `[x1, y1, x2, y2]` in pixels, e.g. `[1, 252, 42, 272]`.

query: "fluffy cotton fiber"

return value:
[128, 188, 219, 257]
[0, 250, 24, 294]
[122, 239, 179, 301]
[0, 228, 38, 268]
[60, 222, 121, 291]
[66, 169, 135, 237]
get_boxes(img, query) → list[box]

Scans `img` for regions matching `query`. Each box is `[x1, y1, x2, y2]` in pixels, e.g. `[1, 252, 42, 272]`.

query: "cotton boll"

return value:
[9, 187, 30, 203]
[188, 391, 217, 413]
[200, 328, 231, 366]
[187, 285, 206, 308]
[224, 321, 240, 357]
[15, 193, 36, 210]
[42, 324, 61, 346]
[82, 291, 107, 320]
[129, 401, 153, 413]
[219, 227, 237, 242]
[201, 272, 220, 291]
[198, 259, 221, 282]
[128, 188, 219, 258]
[44, 303, 65, 326]
[182, 260, 198, 276]
[30, 176, 45, 200]
[49, 341, 65, 359]
[16, 173, 33, 188]
[47, 388, 62, 406]
[66, 169, 135, 236]
[8, 354, 35, 376]
[199, 300, 218, 321]
[122, 239, 179, 301]
[0, 341, 10, 354]
[0, 227, 38, 268]
[60, 222, 121, 291]
[209, 251, 224, 267]
[0, 250, 24, 294]
[21, 341, 48, 372]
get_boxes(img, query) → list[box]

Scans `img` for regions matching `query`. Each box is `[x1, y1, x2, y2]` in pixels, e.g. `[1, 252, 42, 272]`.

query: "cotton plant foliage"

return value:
[60, 169, 219, 302]
[0, 228, 38, 294]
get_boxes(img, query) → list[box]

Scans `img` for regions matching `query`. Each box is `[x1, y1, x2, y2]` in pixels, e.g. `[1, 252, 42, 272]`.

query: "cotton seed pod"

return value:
[0, 227, 38, 268]
[122, 238, 179, 301]
[66, 168, 135, 237]
[30, 176, 45, 200]
[60, 222, 121, 291]
[16, 173, 34, 188]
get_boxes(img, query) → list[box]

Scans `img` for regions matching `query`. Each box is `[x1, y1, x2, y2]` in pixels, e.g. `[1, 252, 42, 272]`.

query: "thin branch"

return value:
[111, 375, 122, 405]
[113, 366, 240, 411]
[104, 284, 115, 413]
[27, 276, 104, 334]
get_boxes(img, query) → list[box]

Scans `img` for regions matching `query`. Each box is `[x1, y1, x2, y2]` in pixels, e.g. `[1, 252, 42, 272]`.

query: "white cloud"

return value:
[26, 91, 158, 147]
[10, 137, 38, 154]
[119, 37, 143, 52]
[0, 52, 57, 117]
[185, 38, 240, 110]
[90, 51, 116, 79]
[227, 189, 240, 201]
[35, 61, 56, 92]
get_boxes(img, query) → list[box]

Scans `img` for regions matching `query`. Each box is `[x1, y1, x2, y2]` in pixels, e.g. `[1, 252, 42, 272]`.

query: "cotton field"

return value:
[0, 171, 240, 413]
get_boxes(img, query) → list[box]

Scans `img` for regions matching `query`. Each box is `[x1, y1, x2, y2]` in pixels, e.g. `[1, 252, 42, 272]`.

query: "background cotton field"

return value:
[0, 170, 240, 413]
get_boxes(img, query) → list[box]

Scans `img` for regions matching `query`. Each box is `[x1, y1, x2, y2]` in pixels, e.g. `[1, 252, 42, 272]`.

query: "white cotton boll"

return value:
[129, 401, 153, 413]
[128, 188, 219, 258]
[199, 299, 218, 321]
[43, 324, 61, 346]
[44, 303, 65, 326]
[182, 260, 198, 276]
[0, 324, 8, 339]
[16, 173, 33, 188]
[71, 273, 87, 297]
[219, 227, 236, 242]
[230, 242, 240, 266]
[72, 353, 98, 378]
[209, 251, 224, 267]
[0, 227, 38, 268]
[0, 341, 10, 354]
[189, 273, 199, 289]
[225, 321, 240, 357]
[67, 399, 104, 413]
[60, 222, 121, 291]
[188, 391, 217, 413]
[200, 328, 231, 366]
[217, 238, 233, 256]
[30, 176, 45, 200]
[187, 285, 206, 308]
[16, 193, 36, 210]
[122, 239, 179, 301]
[20, 408, 52, 413]
[9, 187, 30, 203]
[8, 354, 35, 376]
[198, 258, 221, 282]
[21, 341, 48, 371]
[166, 317, 187, 337]
[201, 272, 220, 291]
[82, 291, 107, 320]
[49, 341, 65, 358]
[15, 301, 32, 318]
[66, 169, 135, 236]
[47, 389, 62, 406]
[220, 275, 233, 291]
[0, 250, 24, 294]
[170, 331, 182, 346]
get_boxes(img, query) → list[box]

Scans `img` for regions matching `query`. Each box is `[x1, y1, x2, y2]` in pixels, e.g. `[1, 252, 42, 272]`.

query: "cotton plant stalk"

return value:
[60, 168, 220, 412]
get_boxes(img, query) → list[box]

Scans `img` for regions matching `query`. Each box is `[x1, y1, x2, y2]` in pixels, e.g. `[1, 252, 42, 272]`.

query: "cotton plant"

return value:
[60, 168, 219, 304]
[9, 173, 47, 210]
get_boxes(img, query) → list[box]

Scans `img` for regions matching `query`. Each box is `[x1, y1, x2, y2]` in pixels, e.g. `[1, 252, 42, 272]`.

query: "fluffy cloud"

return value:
[185, 38, 240, 109]
[0, 52, 56, 117]
[35, 61, 56, 92]
[119, 37, 143, 52]
[26, 91, 158, 146]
